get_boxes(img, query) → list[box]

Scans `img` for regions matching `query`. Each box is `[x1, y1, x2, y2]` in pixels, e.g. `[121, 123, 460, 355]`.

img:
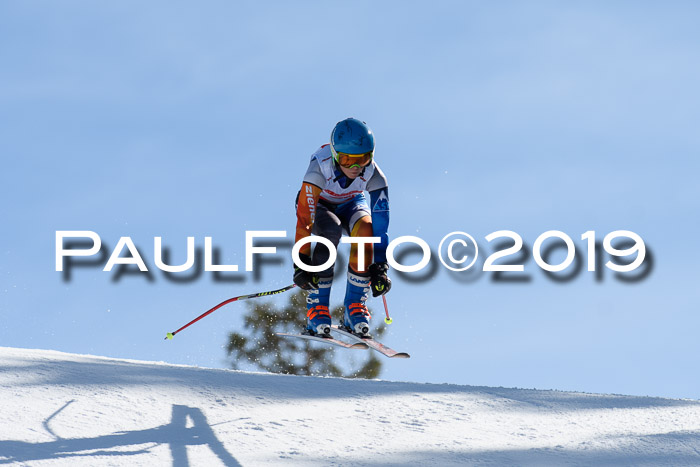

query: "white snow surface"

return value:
[1, 347, 700, 466]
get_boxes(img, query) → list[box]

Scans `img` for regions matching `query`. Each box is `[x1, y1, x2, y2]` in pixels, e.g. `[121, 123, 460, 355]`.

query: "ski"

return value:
[276, 332, 369, 350]
[330, 325, 410, 359]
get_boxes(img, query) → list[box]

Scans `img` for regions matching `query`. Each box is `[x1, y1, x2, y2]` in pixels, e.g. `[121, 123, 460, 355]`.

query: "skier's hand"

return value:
[369, 262, 391, 297]
[293, 254, 319, 290]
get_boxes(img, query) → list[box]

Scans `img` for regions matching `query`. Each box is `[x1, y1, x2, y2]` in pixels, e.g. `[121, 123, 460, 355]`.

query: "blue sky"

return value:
[1, 1, 699, 398]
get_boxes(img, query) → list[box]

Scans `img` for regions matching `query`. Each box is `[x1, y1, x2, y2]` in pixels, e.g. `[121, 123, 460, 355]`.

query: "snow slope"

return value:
[1, 347, 700, 466]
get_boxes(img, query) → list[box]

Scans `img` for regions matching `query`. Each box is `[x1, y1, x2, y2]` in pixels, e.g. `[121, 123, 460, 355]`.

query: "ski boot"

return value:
[343, 271, 372, 336]
[306, 276, 332, 336]
[306, 305, 332, 336]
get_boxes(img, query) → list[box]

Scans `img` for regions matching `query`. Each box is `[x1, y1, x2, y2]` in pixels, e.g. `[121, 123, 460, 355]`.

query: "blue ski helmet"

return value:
[330, 118, 375, 160]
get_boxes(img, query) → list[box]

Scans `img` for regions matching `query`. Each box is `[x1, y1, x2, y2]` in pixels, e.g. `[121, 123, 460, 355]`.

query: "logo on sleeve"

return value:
[305, 185, 316, 221]
[372, 191, 389, 212]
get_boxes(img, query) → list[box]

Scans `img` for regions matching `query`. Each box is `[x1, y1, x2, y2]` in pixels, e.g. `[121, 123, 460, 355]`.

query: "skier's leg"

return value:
[335, 195, 374, 335]
[343, 215, 373, 335]
[305, 202, 342, 335]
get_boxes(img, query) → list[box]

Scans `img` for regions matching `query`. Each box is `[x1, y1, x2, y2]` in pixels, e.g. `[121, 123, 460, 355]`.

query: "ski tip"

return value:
[392, 352, 410, 359]
[165, 332, 175, 340]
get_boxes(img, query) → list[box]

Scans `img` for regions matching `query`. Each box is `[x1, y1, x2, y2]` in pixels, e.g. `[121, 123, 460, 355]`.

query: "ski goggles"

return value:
[335, 151, 374, 169]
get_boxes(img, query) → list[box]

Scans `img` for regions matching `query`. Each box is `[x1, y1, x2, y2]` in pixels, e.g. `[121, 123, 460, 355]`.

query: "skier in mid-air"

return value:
[293, 118, 391, 338]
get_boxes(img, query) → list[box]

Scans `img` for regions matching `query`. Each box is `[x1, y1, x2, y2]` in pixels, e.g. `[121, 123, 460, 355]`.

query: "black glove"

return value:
[369, 262, 391, 297]
[293, 254, 319, 290]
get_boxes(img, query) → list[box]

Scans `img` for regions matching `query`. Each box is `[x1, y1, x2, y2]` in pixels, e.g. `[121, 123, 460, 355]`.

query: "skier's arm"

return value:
[295, 182, 322, 257]
[366, 163, 389, 263]
[368, 187, 391, 296]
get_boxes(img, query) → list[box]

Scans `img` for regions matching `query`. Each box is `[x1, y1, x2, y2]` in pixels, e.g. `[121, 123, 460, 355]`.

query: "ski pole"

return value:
[165, 284, 297, 340]
[382, 295, 393, 324]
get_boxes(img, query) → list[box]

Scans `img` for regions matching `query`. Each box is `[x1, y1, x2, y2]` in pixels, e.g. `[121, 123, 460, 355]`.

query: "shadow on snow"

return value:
[0, 402, 240, 466]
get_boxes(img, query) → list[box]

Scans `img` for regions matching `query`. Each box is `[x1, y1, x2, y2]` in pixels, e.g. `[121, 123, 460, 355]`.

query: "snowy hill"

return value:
[1, 347, 700, 466]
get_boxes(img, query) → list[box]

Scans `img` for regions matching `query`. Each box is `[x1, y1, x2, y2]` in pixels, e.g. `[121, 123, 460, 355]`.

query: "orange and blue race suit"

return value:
[295, 144, 389, 275]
